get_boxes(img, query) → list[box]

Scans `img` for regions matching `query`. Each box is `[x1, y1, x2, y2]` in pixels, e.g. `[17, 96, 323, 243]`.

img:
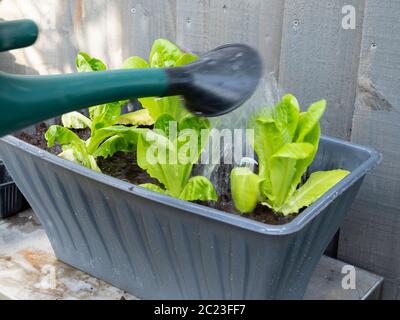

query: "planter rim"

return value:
[1, 134, 381, 236]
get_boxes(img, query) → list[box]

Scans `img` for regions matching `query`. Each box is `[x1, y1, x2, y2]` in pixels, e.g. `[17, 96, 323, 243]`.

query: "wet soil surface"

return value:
[97, 152, 160, 186]
[16, 123, 296, 225]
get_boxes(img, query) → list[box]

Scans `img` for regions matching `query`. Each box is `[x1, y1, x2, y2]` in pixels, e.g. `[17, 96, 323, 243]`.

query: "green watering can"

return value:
[0, 19, 263, 137]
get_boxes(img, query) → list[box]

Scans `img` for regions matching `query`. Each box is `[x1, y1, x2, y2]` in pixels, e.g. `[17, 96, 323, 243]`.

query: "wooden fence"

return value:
[1, 0, 399, 299]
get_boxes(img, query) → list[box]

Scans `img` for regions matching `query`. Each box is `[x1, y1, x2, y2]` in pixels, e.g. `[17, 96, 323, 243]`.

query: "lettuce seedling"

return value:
[122, 38, 198, 122]
[117, 39, 216, 201]
[45, 125, 101, 171]
[231, 94, 350, 216]
[46, 52, 145, 171]
[137, 114, 217, 201]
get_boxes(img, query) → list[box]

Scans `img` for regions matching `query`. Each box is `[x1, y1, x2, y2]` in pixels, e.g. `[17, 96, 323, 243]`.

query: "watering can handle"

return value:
[0, 19, 39, 52]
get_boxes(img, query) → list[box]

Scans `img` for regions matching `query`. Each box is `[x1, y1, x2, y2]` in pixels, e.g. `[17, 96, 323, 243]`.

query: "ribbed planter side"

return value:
[0, 136, 379, 299]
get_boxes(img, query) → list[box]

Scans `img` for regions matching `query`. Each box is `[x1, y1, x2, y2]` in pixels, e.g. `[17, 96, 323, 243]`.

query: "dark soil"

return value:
[194, 164, 294, 225]
[16, 122, 296, 225]
[74, 127, 92, 141]
[97, 152, 160, 186]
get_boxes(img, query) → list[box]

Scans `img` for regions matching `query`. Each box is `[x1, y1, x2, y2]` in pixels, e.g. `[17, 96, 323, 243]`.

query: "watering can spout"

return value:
[0, 69, 169, 136]
[0, 19, 263, 137]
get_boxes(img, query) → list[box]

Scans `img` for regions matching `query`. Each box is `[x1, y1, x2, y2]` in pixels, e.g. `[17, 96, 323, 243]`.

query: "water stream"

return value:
[200, 74, 283, 196]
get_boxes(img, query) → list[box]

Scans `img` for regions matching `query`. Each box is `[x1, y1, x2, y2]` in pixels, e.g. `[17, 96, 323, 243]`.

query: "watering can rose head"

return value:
[231, 94, 350, 216]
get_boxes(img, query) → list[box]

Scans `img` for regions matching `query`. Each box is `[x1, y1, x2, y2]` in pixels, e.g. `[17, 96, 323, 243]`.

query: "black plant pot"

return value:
[0, 160, 27, 218]
[0, 135, 380, 299]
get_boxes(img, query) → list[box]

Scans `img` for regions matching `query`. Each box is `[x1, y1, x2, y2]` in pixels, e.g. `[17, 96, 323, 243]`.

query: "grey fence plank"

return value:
[338, 0, 400, 300]
[279, 0, 365, 139]
[0, 0, 79, 74]
[0, 0, 177, 73]
[121, 0, 177, 60]
[176, 0, 284, 77]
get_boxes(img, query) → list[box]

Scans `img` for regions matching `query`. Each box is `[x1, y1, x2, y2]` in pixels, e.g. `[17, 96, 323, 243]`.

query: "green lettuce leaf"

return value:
[45, 125, 82, 146]
[174, 53, 198, 66]
[137, 115, 216, 201]
[268, 143, 315, 208]
[91, 101, 125, 133]
[122, 56, 149, 69]
[149, 38, 184, 68]
[87, 126, 144, 155]
[139, 183, 167, 194]
[76, 52, 107, 72]
[45, 125, 100, 172]
[295, 99, 326, 142]
[61, 112, 92, 129]
[273, 94, 300, 141]
[280, 170, 350, 215]
[154, 113, 176, 137]
[231, 167, 262, 213]
[92, 135, 133, 159]
[116, 109, 154, 126]
[289, 100, 326, 196]
[179, 176, 217, 201]
[137, 130, 181, 197]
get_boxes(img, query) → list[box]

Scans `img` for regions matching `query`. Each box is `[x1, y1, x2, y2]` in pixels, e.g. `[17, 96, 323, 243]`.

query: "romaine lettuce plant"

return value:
[45, 52, 147, 171]
[122, 38, 198, 122]
[117, 39, 216, 201]
[231, 94, 350, 216]
[137, 114, 217, 201]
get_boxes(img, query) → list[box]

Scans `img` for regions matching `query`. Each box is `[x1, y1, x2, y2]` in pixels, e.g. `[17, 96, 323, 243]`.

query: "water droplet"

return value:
[235, 52, 243, 59]
[293, 19, 300, 27]
[371, 41, 377, 49]
[131, 7, 136, 14]
[128, 186, 135, 192]
[222, 4, 227, 11]
[240, 157, 258, 168]
[186, 17, 191, 24]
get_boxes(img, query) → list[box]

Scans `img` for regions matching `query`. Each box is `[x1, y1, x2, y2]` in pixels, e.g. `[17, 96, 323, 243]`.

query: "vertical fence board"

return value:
[176, 0, 284, 77]
[121, 0, 177, 61]
[279, 0, 365, 139]
[73, 0, 123, 68]
[0, 0, 177, 73]
[338, 0, 400, 300]
[0, 0, 79, 74]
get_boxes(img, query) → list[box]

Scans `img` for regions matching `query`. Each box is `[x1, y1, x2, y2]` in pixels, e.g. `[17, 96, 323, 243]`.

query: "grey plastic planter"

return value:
[0, 134, 380, 299]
